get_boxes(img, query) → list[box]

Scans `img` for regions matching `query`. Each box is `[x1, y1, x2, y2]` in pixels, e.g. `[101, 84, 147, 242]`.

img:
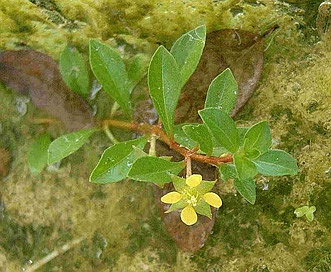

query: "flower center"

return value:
[184, 190, 199, 206]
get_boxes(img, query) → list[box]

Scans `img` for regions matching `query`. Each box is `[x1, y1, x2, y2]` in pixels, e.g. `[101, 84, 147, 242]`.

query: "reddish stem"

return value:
[102, 119, 233, 166]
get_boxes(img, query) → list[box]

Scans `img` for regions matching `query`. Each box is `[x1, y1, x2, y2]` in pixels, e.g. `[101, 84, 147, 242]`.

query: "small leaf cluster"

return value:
[89, 25, 208, 185]
[27, 25, 298, 206]
[218, 121, 298, 204]
[294, 206, 316, 222]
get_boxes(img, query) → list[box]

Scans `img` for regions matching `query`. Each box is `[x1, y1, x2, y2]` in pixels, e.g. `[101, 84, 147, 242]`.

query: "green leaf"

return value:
[244, 148, 261, 160]
[234, 178, 256, 204]
[183, 124, 213, 155]
[197, 180, 216, 195]
[173, 124, 197, 150]
[127, 53, 149, 89]
[244, 121, 272, 155]
[233, 154, 258, 180]
[294, 206, 316, 222]
[195, 199, 212, 218]
[128, 156, 185, 186]
[166, 199, 187, 213]
[219, 163, 237, 181]
[170, 25, 206, 87]
[211, 146, 229, 157]
[28, 133, 51, 174]
[148, 46, 181, 136]
[305, 206, 316, 222]
[294, 206, 309, 218]
[253, 149, 298, 176]
[199, 108, 239, 153]
[89, 137, 147, 184]
[204, 68, 238, 114]
[172, 175, 187, 192]
[238, 127, 249, 145]
[89, 39, 131, 117]
[48, 128, 97, 164]
[59, 45, 90, 98]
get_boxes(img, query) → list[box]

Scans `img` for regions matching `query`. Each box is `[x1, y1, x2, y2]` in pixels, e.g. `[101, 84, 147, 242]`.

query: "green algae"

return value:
[1, 0, 331, 271]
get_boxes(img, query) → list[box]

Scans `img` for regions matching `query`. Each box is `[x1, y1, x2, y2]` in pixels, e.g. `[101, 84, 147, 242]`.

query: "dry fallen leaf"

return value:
[175, 28, 264, 123]
[0, 50, 94, 131]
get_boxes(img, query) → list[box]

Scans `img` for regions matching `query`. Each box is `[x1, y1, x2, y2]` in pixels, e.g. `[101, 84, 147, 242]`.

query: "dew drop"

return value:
[126, 161, 133, 167]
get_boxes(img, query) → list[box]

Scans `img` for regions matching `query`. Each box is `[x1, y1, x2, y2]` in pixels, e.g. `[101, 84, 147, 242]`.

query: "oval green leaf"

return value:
[234, 178, 256, 204]
[244, 121, 272, 155]
[173, 124, 197, 150]
[127, 53, 149, 90]
[204, 68, 238, 115]
[219, 163, 237, 181]
[183, 124, 213, 155]
[60, 45, 90, 98]
[305, 206, 316, 222]
[233, 154, 258, 181]
[89, 39, 131, 117]
[48, 128, 97, 164]
[128, 156, 185, 186]
[170, 25, 206, 87]
[28, 133, 51, 174]
[199, 108, 239, 153]
[148, 46, 181, 136]
[89, 137, 147, 184]
[253, 149, 298, 176]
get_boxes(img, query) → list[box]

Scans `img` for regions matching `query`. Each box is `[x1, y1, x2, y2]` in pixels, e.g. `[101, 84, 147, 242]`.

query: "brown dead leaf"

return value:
[0, 50, 94, 131]
[175, 29, 264, 123]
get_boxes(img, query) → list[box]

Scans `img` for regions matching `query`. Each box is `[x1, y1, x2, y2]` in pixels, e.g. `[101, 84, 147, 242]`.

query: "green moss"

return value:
[303, 247, 331, 272]
[0, 0, 302, 55]
[212, 194, 260, 253]
[314, 184, 331, 232]
[0, 206, 75, 268]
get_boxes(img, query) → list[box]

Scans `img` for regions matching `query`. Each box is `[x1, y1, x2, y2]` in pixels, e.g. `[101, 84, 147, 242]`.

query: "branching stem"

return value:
[102, 119, 233, 166]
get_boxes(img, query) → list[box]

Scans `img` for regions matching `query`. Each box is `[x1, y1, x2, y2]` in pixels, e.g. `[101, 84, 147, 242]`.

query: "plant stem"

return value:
[102, 119, 233, 166]
[149, 134, 157, 156]
[103, 124, 119, 144]
[24, 237, 84, 272]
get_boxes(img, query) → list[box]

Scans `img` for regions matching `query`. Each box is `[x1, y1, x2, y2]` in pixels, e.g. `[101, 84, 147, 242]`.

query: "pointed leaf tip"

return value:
[89, 39, 131, 117]
[148, 46, 181, 136]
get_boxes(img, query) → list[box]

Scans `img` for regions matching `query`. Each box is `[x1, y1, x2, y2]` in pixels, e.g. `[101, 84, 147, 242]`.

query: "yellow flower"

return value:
[161, 174, 222, 226]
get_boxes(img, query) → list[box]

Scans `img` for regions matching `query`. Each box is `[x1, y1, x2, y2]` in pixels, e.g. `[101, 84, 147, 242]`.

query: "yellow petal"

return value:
[203, 192, 222, 208]
[161, 192, 182, 204]
[186, 174, 202, 188]
[180, 205, 197, 225]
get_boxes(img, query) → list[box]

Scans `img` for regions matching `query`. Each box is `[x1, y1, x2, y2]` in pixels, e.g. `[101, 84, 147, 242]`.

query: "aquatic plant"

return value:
[294, 205, 316, 222]
[28, 25, 298, 226]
